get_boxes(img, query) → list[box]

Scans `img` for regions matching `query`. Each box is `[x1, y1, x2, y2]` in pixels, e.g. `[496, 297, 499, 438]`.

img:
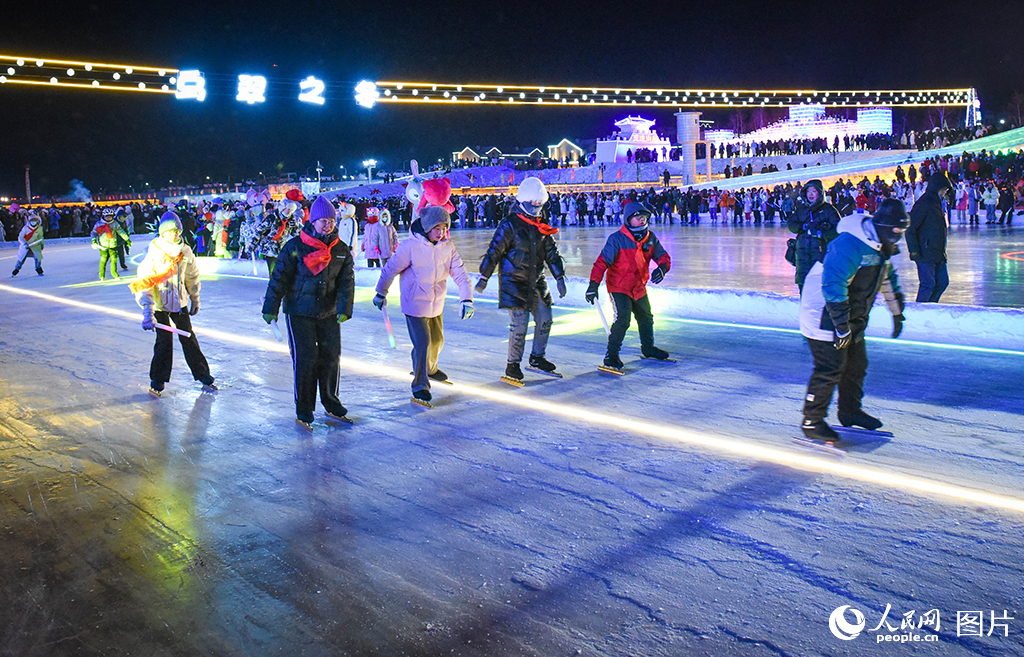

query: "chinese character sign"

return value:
[175, 70, 206, 101]
[298, 76, 325, 105]
[236, 75, 267, 104]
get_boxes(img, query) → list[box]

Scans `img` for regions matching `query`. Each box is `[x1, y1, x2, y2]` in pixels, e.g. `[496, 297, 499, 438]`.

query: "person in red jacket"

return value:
[586, 201, 673, 369]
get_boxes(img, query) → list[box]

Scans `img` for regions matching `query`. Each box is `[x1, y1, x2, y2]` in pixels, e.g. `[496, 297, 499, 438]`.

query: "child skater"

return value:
[92, 208, 131, 280]
[11, 211, 45, 276]
[373, 182, 474, 406]
[585, 201, 673, 370]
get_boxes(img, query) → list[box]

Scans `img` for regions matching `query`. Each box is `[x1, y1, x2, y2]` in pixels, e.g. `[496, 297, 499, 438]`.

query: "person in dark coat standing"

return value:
[788, 179, 841, 291]
[476, 178, 567, 383]
[262, 195, 355, 427]
[906, 171, 954, 303]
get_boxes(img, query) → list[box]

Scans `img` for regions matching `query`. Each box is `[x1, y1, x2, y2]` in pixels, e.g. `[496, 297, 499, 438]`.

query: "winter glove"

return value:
[337, 314, 350, 324]
[474, 276, 488, 294]
[372, 293, 386, 310]
[585, 280, 600, 304]
[833, 329, 852, 350]
[651, 265, 666, 284]
[556, 277, 567, 298]
[461, 301, 474, 320]
[189, 299, 199, 316]
[892, 314, 905, 339]
[262, 313, 277, 324]
[825, 300, 851, 350]
[142, 310, 154, 331]
[91, 240, 99, 250]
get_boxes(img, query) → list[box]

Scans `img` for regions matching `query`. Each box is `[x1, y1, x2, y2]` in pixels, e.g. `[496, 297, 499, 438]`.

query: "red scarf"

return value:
[300, 230, 339, 275]
[272, 218, 288, 242]
[95, 222, 113, 238]
[129, 250, 184, 293]
[24, 224, 40, 242]
[516, 213, 559, 236]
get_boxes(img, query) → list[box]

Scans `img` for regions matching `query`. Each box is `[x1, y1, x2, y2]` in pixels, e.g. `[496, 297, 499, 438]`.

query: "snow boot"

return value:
[427, 369, 448, 382]
[837, 410, 883, 431]
[801, 419, 840, 442]
[413, 389, 432, 403]
[528, 354, 557, 373]
[504, 361, 524, 382]
[642, 345, 671, 360]
[604, 353, 624, 369]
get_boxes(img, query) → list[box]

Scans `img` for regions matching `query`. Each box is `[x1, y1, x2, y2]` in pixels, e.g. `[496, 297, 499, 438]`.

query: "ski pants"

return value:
[14, 245, 42, 272]
[99, 248, 119, 279]
[150, 310, 213, 386]
[608, 292, 655, 357]
[116, 240, 128, 269]
[286, 314, 344, 419]
[915, 261, 949, 303]
[507, 298, 553, 364]
[802, 337, 868, 423]
[406, 314, 444, 393]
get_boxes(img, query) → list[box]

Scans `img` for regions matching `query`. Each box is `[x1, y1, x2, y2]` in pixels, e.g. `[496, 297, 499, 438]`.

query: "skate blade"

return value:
[432, 378, 454, 385]
[791, 437, 847, 457]
[835, 425, 893, 438]
[147, 388, 162, 397]
[597, 365, 625, 375]
[640, 357, 678, 363]
[410, 397, 433, 408]
[201, 384, 219, 393]
[500, 376, 525, 387]
[525, 367, 563, 378]
[296, 418, 314, 430]
[325, 412, 353, 424]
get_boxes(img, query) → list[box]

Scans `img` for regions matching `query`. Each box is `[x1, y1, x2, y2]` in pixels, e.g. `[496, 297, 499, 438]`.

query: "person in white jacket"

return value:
[373, 205, 473, 405]
[12, 212, 45, 276]
[130, 212, 216, 395]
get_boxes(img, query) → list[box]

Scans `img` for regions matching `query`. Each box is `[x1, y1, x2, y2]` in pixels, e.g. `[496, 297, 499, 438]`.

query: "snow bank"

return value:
[209, 258, 1023, 352]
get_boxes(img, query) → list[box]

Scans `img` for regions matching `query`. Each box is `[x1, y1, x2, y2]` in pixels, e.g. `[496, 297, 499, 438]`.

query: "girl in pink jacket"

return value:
[373, 205, 474, 405]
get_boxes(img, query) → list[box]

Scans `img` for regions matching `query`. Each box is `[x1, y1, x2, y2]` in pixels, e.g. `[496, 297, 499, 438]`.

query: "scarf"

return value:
[129, 240, 184, 293]
[300, 230, 339, 275]
[516, 213, 559, 236]
[272, 216, 288, 242]
[24, 223, 40, 242]
[94, 222, 113, 238]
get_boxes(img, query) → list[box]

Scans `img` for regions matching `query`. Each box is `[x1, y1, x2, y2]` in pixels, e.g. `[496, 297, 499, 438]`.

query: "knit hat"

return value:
[419, 206, 451, 234]
[158, 211, 182, 235]
[285, 189, 305, 202]
[308, 196, 336, 223]
[516, 177, 548, 217]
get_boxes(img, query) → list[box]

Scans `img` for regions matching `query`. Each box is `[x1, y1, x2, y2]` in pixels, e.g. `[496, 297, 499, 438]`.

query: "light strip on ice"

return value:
[3, 282, 1024, 514]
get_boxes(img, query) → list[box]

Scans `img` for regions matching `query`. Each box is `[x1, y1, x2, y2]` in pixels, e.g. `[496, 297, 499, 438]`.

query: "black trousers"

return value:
[608, 292, 655, 356]
[286, 314, 344, 419]
[802, 337, 868, 422]
[151, 310, 212, 385]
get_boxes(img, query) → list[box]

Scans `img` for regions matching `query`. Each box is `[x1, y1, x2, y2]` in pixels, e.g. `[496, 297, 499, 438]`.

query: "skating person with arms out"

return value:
[798, 198, 908, 445]
[92, 207, 130, 280]
[254, 191, 304, 276]
[130, 212, 216, 395]
[373, 184, 474, 407]
[11, 211, 45, 277]
[476, 177, 567, 385]
[586, 201, 673, 372]
[262, 196, 355, 428]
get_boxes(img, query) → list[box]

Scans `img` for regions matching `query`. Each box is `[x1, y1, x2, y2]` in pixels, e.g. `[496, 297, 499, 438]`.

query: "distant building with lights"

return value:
[705, 105, 894, 148]
[596, 116, 673, 163]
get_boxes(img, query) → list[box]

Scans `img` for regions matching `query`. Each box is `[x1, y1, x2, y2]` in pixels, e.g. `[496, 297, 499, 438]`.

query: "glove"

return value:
[127, 240, 132, 249]
[556, 277, 567, 298]
[91, 241, 99, 250]
[461, 301, 474, 320]
[337, 314, 350, 323]
[262, 313, 277, 324]
[475, 277, 488, 294]
[892, 313, 905, 339]
[651, 265, 666, 284]
[142, 312, 154, 331]
[189, 299, 199, 316]
[825, 300, 851, 350]
[585, 280, 600, 304]
[372, 293, 386, 310]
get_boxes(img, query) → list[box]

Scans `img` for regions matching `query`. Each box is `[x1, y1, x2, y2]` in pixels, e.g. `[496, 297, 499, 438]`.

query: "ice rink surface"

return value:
[1, 230, 1023, 656]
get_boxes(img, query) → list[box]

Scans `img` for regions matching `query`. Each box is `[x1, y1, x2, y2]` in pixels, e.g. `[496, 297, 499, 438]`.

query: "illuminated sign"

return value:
[236, 75, 267, 104]
[298, 76, 325, 105]
[174, 70, 206, 101]
[354, 80, 379, 108]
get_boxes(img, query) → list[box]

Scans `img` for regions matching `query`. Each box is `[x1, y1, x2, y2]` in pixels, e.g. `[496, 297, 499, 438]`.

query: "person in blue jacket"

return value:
[798, 198, 909, 442]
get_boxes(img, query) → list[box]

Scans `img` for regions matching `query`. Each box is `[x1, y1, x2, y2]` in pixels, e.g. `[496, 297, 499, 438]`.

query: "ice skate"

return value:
[641, 346, 675, 362]
[411, 389, 433, 408]
[35, 267, 43, 276]
[325, 406, 353, 423]
[296, 415, 314, 430]
[526, 354, 562, 378]
[598, 353, 625, 375]
[428, 369, 453, 385]
[11, 267, 19, 277]
[501, 362, 525, 387]
[837, 409, 883, 431]
[148, 381, 165, 397]
[793, 419, 846, 456]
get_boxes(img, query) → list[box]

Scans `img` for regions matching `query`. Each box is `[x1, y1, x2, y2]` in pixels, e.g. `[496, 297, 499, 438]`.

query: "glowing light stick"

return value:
[595, 300, 611, 336]
[251, 252, 258, 276]
[270, 318, 282, 342]
[381, 305, 397, 349]
[155, 322, 191, 337]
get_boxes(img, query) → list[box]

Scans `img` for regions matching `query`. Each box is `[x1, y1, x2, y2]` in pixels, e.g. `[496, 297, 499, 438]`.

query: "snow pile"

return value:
[210, 258, 1024, 351]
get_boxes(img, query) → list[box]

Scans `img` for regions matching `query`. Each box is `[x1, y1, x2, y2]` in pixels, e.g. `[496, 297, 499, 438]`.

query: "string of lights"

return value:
[0, 54, 177, 94]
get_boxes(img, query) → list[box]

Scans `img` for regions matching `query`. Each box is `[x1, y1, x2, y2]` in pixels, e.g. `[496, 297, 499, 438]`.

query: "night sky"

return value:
[2, 0, 1022, 198]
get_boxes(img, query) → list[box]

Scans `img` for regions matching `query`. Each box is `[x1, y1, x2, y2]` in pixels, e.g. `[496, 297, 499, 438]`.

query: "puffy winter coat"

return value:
[590, 226, 671, 300]
[91, 218, 129, 249]
[363, 219, 385, 259]
[788, 180, 841, 287]
[906, 173, 952, 264]
[133, 236, 200, 314]
[375, 223, 473, 317]
[800, 215, 903, 343]
[262, 223, 355, 320]
[479, 213, 566, 310]
[253, 211, 301, 259]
